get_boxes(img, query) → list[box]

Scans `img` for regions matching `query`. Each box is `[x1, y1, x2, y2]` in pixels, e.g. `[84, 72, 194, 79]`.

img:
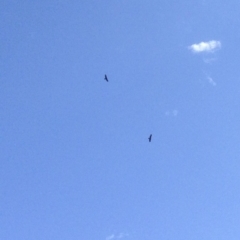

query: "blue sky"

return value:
[1, 1, 240, 239]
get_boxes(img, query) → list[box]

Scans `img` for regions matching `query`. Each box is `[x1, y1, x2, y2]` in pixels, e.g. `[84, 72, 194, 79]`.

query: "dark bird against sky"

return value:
[104, 74, 108, 82]
[148, 134, 152, 142]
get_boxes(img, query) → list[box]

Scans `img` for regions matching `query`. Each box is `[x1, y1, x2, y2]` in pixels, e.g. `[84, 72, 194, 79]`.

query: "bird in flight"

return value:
[148, 134, 152, 142]
[104, 74, 109, 82]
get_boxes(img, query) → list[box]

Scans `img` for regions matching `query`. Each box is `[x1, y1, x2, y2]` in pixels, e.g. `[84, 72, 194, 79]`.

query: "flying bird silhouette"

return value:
[104, 74, 108, 82]
[148, 134, 152, 142]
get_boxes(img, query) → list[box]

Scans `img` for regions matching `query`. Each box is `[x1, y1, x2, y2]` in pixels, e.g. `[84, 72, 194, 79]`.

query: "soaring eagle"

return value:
[148, 134, 152, 142]
[104, 74, 108, 82]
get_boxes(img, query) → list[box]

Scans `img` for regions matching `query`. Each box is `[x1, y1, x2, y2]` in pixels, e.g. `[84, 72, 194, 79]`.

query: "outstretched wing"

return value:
[148, 134, 152, 142]
[104, 74, 108, 82]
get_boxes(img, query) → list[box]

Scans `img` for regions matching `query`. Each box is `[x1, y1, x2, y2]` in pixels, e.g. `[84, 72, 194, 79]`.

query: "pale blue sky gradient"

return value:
[1, 1, 240, 239]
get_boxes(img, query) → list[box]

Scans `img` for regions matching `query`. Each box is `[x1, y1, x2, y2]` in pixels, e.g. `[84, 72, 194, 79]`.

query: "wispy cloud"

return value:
[189, 40, 221, 53]
[202, 71, 217, 87]
[106, 233, 129, 240]
[172, 110, 178, 116]
[106, 234, 115, 240]
[207, 76, 216, 86]
[165, 109, 179, 117]
[203, 57, 217, 64]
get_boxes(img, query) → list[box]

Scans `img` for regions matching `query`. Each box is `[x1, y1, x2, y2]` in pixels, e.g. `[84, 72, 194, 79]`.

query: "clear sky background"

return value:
[1, 1, 240, 240]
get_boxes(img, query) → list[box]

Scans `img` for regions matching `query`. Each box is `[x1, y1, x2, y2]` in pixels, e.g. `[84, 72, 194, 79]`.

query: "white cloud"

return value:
[189, 40, 221, 53]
